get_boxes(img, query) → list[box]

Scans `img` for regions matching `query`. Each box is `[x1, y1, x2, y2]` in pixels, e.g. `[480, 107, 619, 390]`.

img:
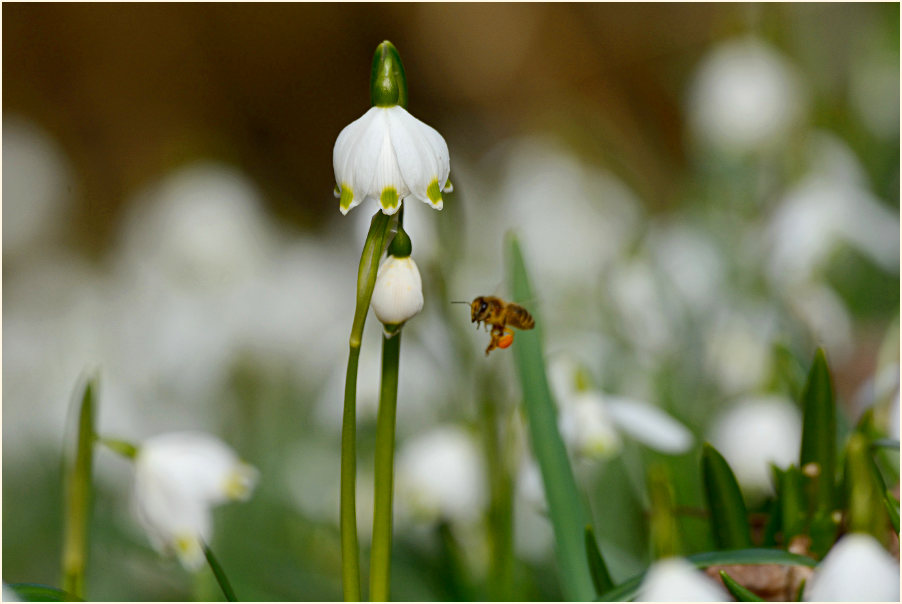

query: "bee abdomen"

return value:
[509, 306, 535, 330]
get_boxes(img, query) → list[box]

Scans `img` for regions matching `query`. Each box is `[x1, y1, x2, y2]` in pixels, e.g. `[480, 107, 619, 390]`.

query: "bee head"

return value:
[470, 297, 489, 323]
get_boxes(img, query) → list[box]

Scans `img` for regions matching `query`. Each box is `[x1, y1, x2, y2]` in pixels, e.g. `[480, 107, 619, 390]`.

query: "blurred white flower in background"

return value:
[607, 258, 677, 359]
[848, 45, 900, 141]
[709, 395, 802, 496]
[549, 356, 693, 459]
[687, 37, 805, 153]
[637, 557, 729, 601]
[785, 283, 853, 362]
[133, 432, 258, 570]
[2, 115, 74, 258]
[804, 533, 900, 601]
[2, 584, 20, 602]
[333, 105, 451, 215]
[649, 223, 725, 316]
[766, 132, 899, 289]
[395, 425, 486, 525]
[703, 305, 775, 395]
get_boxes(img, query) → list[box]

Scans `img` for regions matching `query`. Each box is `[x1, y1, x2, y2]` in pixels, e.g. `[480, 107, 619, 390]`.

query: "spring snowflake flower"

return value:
[333, 105, 451, 215]
[638, 557, 729, 602]
[804, 533, 900, 601]
[132, 432, 259, 570]
[370, 255, 424, 329]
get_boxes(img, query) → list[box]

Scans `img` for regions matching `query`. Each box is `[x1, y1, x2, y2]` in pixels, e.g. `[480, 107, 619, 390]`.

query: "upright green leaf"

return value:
[844, 432, 888, 541]
[61, 377, 97, 600]
[648, 464, 681, 559]
[884, 491, 900, 535]
[507, 235, 595, 602]
[584, 525, 614, 596]
[719, 570, 765, 601]
[701, 443, 752, 549]
[798, 349, 838, 556]
[780, 465, 806, 545]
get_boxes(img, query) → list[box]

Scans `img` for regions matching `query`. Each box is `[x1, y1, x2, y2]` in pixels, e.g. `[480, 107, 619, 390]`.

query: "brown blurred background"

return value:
[6, 3, 875, 253]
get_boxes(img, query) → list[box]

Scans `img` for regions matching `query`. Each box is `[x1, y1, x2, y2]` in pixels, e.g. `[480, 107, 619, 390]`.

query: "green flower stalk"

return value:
[61, 377, 97, 600]
[334, 40, 449, 601]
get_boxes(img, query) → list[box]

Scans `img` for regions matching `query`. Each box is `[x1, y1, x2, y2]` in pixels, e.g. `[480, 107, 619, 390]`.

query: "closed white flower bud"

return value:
[370, 255, 423, 329]
[333, 105, 451, 215]
[132, 431, 259, 570]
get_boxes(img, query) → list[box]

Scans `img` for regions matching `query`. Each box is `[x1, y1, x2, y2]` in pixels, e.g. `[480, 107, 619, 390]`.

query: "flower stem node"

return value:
[333, 43, 451, 216]
[371, 255, 424, 333]
[133, 432, 259, 571]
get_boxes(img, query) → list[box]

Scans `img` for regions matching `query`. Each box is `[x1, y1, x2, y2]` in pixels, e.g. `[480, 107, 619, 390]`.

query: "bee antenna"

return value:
[450, 300, 470, 304]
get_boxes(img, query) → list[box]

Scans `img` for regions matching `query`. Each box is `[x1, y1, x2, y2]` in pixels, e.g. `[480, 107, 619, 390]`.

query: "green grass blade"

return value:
[719, 570, 765, 601]
[798, 348, 839, 557]
[8, 583, 81, 602]
[61, 376, 97, 600]
[507, 235, 595, 601]
[584, 525, 614, 596]
[701, 443, 752, 549]
[885, 491, 900, 534]
[598, 548, 818, 602]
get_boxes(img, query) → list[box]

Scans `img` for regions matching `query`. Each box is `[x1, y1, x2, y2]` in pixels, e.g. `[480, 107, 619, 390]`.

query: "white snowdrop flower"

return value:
[804, 533, 900, 601]
[650, 223, 725, 315]
[558, 391, 623, 459]
[639, 557, 729, 602]
[607, 259, 676, 358]
[333, 105, 451, 215]
[133, 432, 259, 570]
[709, 395, 802, 496]
[371, 254, 424, 331]
[704, 307, 774, 395]
[395, 426, 486, 525]
[688, 37, 805, 153]
[605, 396, 694, 455]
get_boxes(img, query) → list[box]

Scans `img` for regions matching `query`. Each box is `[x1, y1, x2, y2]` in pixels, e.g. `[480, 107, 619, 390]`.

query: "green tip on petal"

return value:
[370, 40, 408, 108]
[380, 187, 400, 213]
[427, 179, 444, 209]
[339, 186, 354, 214]
[388, 225, 412, 257]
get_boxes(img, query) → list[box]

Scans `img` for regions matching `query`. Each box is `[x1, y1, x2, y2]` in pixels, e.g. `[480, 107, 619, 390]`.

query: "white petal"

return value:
[558, 391, 621, 458]
[132, 431, 258, 568]
[638, 557, 729, 602]
[606, 397, 694, 454]
[805, 533, 900, 601]
[386, 107, 449, 207]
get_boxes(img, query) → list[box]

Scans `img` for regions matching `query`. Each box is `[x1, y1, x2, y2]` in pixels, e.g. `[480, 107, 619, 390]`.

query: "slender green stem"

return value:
[479, 382, 514, 601]
[62, 378, 97, 600]
[370, 332, 401, 602]
[341, 211, 393, 601]
[203, 543, 238, 602]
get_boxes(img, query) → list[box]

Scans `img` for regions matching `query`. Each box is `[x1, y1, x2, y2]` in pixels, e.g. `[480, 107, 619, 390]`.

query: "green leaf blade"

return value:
[507, 235, 594, 602]
[584, 525, 614, 596]
[719, 570, 765, 601]
[701, 443, 752, 549]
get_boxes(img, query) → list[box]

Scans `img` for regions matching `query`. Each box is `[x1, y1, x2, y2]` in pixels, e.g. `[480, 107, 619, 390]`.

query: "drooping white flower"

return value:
[395, 425, 486, 525]
[549, 356, 693, 458]
[133, 432, 259, 570]
[370, 255, 424, 330]
[638, 557, 729, 602]
[333, 106, 451, 215]
[709, 395, 802, 496]
[804, 533, 900, 601]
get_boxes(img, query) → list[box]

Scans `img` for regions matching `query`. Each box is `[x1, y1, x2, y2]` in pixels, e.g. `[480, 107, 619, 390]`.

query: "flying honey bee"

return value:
[453, 296, 535, 356]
